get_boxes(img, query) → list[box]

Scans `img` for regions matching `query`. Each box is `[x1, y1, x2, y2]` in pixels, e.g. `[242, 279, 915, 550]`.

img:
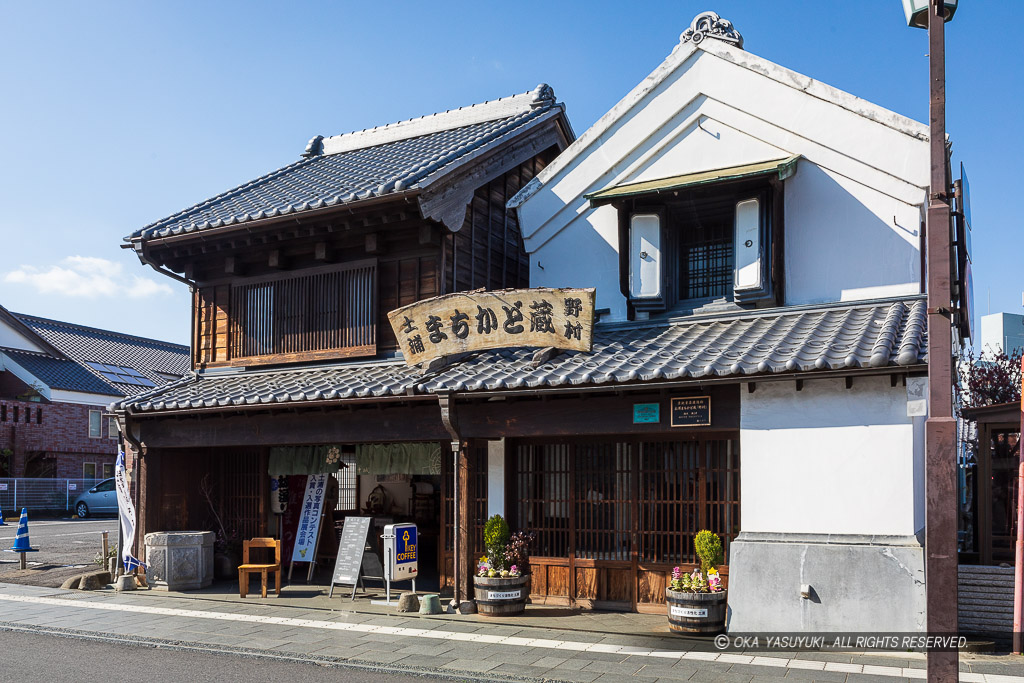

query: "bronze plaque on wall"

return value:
[670, 396, 711, 427]
[388, 288, 595, 366]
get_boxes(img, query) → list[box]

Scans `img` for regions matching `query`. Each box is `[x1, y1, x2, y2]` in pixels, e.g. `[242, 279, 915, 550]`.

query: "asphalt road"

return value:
[0, 517, 119, 586]
[0, 628, 452, 683]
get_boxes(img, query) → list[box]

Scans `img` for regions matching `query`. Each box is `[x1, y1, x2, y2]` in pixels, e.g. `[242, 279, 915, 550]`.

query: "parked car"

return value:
[74, 478, 117, 518]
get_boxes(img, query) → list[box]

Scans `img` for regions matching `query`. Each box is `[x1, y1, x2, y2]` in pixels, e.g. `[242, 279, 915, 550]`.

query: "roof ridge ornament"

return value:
[680, 11, 743, 50]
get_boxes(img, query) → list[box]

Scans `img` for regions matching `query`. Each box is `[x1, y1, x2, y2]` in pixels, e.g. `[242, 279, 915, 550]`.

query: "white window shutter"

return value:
[734, 198, 762, 291]
[629, 214, 661, 299]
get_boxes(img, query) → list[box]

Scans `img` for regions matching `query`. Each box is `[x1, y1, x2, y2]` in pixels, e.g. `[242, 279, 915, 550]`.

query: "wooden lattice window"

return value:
[196, 260, 377, 367]
[513, 437, 740, 566]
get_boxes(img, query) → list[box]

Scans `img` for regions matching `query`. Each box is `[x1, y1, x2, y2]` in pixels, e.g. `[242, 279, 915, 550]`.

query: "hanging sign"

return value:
[670, 396, 711, 427]
[291, 473, 328, 563]
[388, 287, 596, 366]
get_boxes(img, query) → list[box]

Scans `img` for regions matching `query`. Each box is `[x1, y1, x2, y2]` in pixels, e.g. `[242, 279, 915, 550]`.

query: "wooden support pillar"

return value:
[456, 441, 472, 607]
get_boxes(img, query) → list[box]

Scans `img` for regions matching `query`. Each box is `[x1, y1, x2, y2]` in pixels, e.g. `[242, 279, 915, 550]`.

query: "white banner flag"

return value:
[291, 473, 328, 563]
[115, 449, 145, 572]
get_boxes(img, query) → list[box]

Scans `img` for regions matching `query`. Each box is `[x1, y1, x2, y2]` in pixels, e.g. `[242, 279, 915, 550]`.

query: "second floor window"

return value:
[196, 260, 377, 367]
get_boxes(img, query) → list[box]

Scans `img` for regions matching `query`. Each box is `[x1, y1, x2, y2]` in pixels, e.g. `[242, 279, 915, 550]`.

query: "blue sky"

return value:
[0, 1, 1019, 346]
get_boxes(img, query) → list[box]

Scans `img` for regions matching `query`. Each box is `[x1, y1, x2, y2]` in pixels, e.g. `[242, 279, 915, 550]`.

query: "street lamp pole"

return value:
[922, 0, 958, 680]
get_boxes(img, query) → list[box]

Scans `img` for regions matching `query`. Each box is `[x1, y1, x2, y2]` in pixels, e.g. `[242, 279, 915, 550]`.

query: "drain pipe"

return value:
[437, 392, 468, 613]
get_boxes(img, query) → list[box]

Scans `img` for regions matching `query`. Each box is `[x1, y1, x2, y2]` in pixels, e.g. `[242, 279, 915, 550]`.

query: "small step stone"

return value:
[115, 575, 137, 592]
[419, 594, 442, 615]
[396, 592, 419, 612]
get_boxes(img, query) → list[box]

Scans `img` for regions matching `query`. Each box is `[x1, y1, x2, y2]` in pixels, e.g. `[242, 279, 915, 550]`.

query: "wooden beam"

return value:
[268, 249, 284, 269]
[225, 256, 241, 275]
[845, 376, 854, 390]
[365, 233, 384, 255]
[418, 224, 439, 246]
[314, 242, 332, 263]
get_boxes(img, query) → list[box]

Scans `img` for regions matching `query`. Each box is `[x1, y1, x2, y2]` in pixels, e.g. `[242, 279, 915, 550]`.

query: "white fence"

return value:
[0, 478, 116, 514]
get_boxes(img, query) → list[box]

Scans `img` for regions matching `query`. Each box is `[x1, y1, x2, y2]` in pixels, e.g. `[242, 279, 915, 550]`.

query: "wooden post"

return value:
[456, 441, 471, 608]
[1013, 359, 1024, 654]
[924, 2, 958, 679]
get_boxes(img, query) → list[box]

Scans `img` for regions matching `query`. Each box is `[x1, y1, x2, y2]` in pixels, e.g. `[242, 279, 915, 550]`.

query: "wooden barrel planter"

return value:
[666, 589, 727, 634]
[473, 574, 529, 616]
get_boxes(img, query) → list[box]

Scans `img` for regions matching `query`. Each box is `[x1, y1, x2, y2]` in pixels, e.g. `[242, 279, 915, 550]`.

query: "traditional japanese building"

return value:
[119, 13, 934, 631]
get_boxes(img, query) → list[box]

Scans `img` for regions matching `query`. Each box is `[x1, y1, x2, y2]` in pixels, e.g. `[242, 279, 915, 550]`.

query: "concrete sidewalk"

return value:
[0, 582, 1022, 682]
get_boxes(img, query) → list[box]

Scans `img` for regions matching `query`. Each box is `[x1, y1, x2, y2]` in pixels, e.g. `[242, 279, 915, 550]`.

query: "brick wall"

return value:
[0, 398, 118, 478]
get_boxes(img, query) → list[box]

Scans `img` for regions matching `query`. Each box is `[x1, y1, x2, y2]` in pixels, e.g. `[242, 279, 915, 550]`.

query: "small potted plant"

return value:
[666, 530, 727, 634]
[473, 514, 533, 616]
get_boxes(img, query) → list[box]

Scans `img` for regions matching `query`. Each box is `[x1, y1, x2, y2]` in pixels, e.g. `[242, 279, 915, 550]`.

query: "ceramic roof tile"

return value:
[13, 314, 190, 397]
[0, 348, 118, 396]
[129, 86, 561, 241]
[119, 297, 926, 414]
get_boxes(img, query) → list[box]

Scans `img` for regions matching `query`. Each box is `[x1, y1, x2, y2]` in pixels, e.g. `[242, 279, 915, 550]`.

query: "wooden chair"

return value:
[238, 537, 281, 598]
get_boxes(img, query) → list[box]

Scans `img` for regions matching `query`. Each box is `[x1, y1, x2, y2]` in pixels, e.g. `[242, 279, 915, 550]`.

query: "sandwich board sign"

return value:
[329, 516, 384, 600]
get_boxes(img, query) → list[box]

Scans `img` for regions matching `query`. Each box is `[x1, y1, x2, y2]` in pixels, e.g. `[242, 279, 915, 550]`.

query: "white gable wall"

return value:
[517, 41, 929, 320]
[0, 318, 46, 353]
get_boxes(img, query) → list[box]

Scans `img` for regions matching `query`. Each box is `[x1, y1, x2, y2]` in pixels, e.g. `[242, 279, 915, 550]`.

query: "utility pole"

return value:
[923, 0, 958, 680]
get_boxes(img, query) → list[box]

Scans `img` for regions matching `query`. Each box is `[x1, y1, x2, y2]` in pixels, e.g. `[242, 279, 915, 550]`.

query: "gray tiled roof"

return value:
[118, 297, 926, 414]
[13, 314, 190, 397]
[130, 85, 562, 241]
[1, 348, 118, 396]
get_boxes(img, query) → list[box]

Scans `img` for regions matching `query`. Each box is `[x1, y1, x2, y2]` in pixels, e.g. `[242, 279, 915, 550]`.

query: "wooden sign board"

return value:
[388, 288, 595, 366]
[670, 396, 711, 427]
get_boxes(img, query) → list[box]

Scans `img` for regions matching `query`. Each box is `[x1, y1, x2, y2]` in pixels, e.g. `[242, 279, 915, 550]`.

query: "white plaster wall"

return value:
[487, 440, 505, 519]
[740, 376, 918, 536]
[784, 163, 922, 305]
[518, 42, 929, 318]
[0, 319, 45, 353]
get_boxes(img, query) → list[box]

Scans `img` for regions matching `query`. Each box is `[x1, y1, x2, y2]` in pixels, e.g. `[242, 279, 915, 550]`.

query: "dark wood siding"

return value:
[443, 155, 545, 293]
[378, 255, 440, 351]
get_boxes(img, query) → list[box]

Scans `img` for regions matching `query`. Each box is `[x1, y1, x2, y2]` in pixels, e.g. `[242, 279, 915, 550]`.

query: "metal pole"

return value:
[1014, 359, 1024, 654]
[924, 1, 958, 680]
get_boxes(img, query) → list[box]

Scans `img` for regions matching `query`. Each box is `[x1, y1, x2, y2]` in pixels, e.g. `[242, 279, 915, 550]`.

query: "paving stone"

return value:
[440, 658, 501, 673]
[687, 671, 753, 683]
[780, 667, 849, 682]
[541, 670, 602, 683]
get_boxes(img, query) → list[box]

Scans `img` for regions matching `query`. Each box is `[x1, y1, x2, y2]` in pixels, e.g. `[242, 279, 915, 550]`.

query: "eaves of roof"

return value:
[118, 296, 927, 417]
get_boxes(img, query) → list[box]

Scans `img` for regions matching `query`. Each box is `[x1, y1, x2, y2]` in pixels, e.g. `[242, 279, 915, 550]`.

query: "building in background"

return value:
[0, 305, 188, 479]
[980, 312, 1024, 356]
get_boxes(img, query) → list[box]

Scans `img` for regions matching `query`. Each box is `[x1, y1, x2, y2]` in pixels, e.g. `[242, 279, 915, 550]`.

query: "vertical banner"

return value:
[291, 473, 328, 563]
[114, 449, 145, 571]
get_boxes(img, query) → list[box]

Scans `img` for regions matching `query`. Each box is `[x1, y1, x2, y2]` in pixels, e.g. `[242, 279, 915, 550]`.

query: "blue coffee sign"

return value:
[396, 525, 417, 564]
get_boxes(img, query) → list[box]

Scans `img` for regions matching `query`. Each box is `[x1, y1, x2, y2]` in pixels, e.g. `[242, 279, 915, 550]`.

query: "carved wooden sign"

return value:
[388, 288, 596, 366]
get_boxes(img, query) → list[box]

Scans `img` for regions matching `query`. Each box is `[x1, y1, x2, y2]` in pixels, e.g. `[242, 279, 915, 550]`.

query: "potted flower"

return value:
[666, 530, 727, 634]
[473, 514, 533, 616]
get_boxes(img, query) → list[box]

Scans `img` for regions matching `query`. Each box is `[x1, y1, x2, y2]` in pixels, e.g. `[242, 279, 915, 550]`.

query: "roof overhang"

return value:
[585, 155, 801, 207]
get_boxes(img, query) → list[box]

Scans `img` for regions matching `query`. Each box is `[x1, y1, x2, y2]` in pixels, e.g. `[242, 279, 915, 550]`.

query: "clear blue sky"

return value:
[0, 1, 1019, 346]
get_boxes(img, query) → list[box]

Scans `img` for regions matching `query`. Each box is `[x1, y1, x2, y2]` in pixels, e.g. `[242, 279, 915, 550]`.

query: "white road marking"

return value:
[0, 592, 1015, 682]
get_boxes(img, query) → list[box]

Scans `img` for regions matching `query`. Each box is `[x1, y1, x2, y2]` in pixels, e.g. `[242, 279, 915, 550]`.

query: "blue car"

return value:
[73, 478, 117, 518]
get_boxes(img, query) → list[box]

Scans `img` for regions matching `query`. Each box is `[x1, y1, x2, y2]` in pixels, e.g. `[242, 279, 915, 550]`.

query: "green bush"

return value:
[694, 530, 723, 578]
[483, 514, 510, 569]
